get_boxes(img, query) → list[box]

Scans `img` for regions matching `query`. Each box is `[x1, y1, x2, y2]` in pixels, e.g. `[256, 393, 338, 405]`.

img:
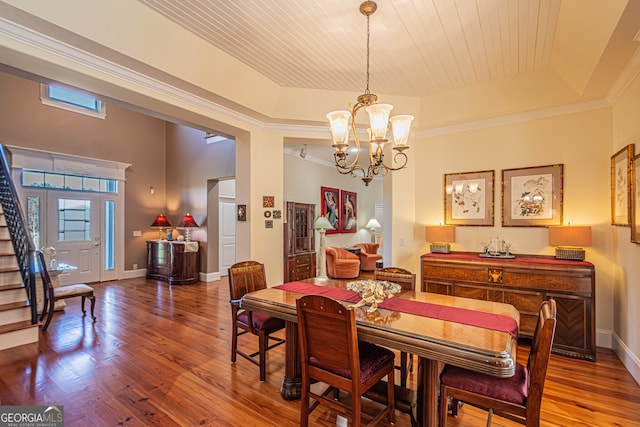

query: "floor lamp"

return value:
[314, 216, 334, 279]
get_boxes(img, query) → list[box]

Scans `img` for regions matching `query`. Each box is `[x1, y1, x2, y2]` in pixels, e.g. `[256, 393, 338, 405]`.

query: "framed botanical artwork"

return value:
[320, 186, 340, 234]
[612, 144, 635, 226]
[444, 170, 494, 226]
[502, 164, 563, 227]
[340, 190, 357, 233]
[631, 154, 640, 242]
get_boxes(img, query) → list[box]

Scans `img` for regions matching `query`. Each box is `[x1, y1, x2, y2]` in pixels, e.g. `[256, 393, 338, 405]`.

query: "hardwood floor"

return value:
[1, 277, 639, 426]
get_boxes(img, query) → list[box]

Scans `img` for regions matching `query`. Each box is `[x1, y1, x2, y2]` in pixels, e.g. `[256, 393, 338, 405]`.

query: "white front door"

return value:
[219, 198, 236, 276]
[46, 191, 101, 284]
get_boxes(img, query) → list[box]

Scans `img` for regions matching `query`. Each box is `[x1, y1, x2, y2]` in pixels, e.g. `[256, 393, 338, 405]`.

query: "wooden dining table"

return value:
[241, 278, 519, 427]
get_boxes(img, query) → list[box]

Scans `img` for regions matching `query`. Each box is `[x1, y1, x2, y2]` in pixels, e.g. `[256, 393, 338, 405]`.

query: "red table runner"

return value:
[274, 282, 518, 338]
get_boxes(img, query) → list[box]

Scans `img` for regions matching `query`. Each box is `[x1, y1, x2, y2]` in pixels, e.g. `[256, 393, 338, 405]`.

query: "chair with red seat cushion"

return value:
[326, 247, 360, 279]
[228, 260, 285, 381]
[353, 243, 382, 271]
[439, 299, 557, 427]
[297, 294, 395, 427]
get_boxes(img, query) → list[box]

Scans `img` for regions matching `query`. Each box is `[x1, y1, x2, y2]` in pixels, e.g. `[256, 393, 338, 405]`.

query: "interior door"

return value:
[46, 191, 101, 284]
[219, 198, 236, 276]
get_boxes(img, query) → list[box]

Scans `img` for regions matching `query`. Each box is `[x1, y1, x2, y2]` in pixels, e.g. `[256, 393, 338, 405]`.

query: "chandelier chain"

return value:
[365, 13, 370, 95]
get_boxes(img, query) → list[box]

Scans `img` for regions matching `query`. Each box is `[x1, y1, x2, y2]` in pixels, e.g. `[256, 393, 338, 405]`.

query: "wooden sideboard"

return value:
[146, 240, 199, 285]
[421, 252, 596, 361]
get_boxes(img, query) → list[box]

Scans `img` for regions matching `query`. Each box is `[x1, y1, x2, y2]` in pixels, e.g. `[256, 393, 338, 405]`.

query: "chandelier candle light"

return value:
[326, 1, 414, 186]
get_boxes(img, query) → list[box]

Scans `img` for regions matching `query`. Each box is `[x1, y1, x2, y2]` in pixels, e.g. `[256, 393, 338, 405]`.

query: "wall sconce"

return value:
[178, 213, 199, 242]
[365, 218, 382, 243]
[314, 216, 334, 279]
[548, 225, 592, 261]
[425, 225, 455, 254]
[150, 214, 171, 239]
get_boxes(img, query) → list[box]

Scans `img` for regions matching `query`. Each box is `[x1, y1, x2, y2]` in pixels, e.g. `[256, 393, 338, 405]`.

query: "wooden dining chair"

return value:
[228, 260, 285, 381]
[297, 294, 395, 427]
[374, 267, 416, 388]
[37, 250, 96, 332]
[439, 299, 557, 427]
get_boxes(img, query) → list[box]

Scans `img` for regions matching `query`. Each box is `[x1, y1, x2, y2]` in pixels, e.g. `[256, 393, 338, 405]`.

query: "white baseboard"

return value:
[611, 333, 640, 386]
[200, 271, 221, 282]
[121, 268, 146, 279]
[596, 328, 613, 349]
[120, 269, 221, 282]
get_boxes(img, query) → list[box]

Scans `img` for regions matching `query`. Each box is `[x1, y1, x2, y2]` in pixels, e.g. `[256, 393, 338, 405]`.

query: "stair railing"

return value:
[0, 143, 38, 324]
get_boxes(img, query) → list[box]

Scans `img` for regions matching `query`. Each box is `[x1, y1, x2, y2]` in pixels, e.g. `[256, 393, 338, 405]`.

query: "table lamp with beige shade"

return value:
[548, 225, 592, 261]
[425, 225, 455, 254]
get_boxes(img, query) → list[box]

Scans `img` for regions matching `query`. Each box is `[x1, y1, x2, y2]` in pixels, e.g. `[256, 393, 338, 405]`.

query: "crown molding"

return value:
[415, 98, 611, 139]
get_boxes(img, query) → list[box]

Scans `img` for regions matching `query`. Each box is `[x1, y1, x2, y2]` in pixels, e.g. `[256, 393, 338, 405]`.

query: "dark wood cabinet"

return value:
[284, 202, 316, 283]
[146, 240, 199, 285]
[421, 252, 596, 361]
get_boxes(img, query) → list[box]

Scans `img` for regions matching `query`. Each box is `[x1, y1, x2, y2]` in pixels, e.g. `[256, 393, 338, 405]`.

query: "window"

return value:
[26, 196, 41, 249]
[58, 199, 91, 242]
[40, 84, 106, 119]
[22, 169, 118, 193]
[104, 201, 115, 271]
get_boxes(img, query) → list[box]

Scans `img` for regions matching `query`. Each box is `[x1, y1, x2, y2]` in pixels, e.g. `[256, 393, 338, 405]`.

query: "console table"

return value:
[421, 252, 596, 361]
[146, 240, 199, 285]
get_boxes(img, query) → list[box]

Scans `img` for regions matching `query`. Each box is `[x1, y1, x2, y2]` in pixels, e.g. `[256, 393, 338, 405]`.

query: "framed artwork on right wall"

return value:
[612, 143, 635, 226]
[630, 153, 640, 242]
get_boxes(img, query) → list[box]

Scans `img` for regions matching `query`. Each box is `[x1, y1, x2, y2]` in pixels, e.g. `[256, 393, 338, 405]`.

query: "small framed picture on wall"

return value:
[340, 190, 357, 233]
[320, 186, 340, 234]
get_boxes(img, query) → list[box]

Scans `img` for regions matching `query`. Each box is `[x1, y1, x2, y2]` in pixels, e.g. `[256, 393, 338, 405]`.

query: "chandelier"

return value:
[326, 1, 414, 186]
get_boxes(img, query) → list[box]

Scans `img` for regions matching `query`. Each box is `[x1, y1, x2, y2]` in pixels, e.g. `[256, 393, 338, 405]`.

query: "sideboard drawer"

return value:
[503, 289, 544, 313]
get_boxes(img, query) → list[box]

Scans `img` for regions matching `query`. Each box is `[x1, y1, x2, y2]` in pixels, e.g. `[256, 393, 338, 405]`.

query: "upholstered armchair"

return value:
[326, 247, 360, 279]
[353, 243, 382, 271]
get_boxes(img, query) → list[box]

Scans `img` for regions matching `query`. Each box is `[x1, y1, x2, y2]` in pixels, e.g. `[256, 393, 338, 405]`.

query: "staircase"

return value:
[0, 143, 40, 351]
[0, 211, 39, 350]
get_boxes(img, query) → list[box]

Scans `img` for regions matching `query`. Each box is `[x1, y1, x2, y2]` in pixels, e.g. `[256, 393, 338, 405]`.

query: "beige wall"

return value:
[165, 123, 235, 272]
[415, 108, 614, 339]
[612, 71, 640, 371]
[0, 71, 167, 270]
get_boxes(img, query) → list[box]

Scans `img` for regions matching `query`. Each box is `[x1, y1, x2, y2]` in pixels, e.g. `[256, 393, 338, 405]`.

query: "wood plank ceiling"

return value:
[136, 0, 560, 98]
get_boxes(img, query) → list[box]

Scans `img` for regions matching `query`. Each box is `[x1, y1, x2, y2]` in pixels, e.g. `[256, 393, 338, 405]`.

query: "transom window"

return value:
[21, 169, 118, 193]
[40, 84, 106, 119]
